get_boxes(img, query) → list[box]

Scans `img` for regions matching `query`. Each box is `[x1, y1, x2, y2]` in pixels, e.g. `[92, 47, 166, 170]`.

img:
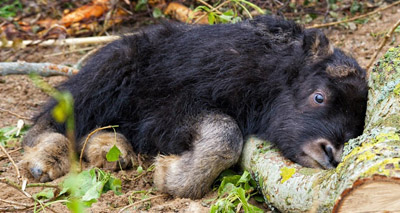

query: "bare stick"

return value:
[0, 62, 78, 76]
[3, 35, 119, 48]
[0, 108, 31, 120]
[79, 125, 118, 171]
[366, 18, 400, 72]
[26, 183, 59, 188]
[0, 198, 32, 207]
[0, 144, 21, 179]
[118, 194, 168, 213]
[308, 1, 400, 29]
[0, 206, 32, 211]
[0, 178, 32, 198]
[0, 147, 22, 160]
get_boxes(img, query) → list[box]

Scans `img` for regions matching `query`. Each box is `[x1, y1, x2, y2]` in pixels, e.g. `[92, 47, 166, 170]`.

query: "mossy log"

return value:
[241, 47, 400, 212]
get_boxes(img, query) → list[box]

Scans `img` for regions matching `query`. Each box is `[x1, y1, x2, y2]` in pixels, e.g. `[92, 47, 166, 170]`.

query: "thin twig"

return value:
[26, 182, 59, 188]
[366, 18, 400, 73]
[0, 108, 31, 120]
[308, 1, 400, 29]
[43, 46, 95, 58]
[0, 144, 21, 179]
[197, 0, 223, 15]
[194, 0, 231, 24]
[0, 198, 32, 207]
[0, 206, 32, 211]
[79, 125, 118, 171]
[73, 46, 102, 69]
[118, 194, 168, 213]
[0, 178, 31, 198]
[0, 147, 22, 160]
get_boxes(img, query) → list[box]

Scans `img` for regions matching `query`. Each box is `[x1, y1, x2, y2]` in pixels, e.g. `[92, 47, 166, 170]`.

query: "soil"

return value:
[1, 6, 400, 212]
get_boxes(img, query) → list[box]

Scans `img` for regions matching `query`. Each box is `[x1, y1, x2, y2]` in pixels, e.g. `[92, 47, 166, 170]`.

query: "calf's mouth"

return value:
[298, 138, 343, 169]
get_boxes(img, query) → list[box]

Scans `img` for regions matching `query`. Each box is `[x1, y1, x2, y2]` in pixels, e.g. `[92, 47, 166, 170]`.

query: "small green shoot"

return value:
[59, 168, 122, 211]
[0, 121, 29, 147]
[194, 0, 265, 25]
[211, 170, 264, 213]
[0, 0, 22, 18]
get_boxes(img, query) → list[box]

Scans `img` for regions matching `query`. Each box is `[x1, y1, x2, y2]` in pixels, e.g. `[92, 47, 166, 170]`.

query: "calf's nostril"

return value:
[323, 145, 339, 167]
[30, 167, 43, 179]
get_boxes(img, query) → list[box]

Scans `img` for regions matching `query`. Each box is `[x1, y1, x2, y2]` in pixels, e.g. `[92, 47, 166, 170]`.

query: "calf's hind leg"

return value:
[154, 114, 243, 199]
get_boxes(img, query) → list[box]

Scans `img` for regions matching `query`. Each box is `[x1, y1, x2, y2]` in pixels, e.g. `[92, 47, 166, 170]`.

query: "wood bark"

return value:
[0, 62, 78, 76]
[240, 47, 400, 212]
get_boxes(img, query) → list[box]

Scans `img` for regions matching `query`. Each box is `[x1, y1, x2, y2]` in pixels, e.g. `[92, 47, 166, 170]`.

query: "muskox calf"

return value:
[21, 16, 368, 198]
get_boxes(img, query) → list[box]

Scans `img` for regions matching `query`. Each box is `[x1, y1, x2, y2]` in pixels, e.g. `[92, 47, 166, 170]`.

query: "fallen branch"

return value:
[366, 18, 400, 72]
[0, 62, 78, 76]
[308, 1, 400, 29]
[2, 35, 121, 48]
[118, 194, 168, 213]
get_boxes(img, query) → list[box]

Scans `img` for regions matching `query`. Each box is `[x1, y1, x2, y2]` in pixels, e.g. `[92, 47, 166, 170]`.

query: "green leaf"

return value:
[208, 12, 216, 25]
[253, 195, 265, 203]
[237, 171, 251, 185]
[135, 0, 148, 11]
[152, 8, 163, 19]
[60, 168, 122, 208]
[104, 176, 122, 195]
[106, 145, 121, 162]
[66, 198, 86, 213]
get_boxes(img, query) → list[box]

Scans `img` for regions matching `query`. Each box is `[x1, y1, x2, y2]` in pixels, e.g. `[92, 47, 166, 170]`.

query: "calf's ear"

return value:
[303, 29, 334, 57]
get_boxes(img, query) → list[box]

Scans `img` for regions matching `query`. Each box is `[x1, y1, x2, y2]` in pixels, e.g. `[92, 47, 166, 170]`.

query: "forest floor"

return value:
[1, 4, 400, 213]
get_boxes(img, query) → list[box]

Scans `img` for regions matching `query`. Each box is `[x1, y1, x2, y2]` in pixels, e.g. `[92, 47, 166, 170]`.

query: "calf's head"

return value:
[265, 29, 368, 169]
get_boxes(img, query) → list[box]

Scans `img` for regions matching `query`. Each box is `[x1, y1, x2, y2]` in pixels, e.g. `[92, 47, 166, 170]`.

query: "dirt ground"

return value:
[1, 6, 400, 212]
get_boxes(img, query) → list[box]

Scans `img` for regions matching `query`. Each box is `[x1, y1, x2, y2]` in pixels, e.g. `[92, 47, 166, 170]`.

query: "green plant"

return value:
[31, 168, 122, 212]
[210, 170, 264, 213]
[0, 0, 22, 18]
[194, 0, 265, 25]
[0, 123, 29, 147]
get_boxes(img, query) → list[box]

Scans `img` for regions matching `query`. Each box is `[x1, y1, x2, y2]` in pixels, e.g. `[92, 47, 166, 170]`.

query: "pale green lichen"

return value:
[362, 158, 400, 177]
[298, 168, 319, 176]
[394, 83, 400, 95]
[373, 131, 400, 143]
[280, 167, 296, 184]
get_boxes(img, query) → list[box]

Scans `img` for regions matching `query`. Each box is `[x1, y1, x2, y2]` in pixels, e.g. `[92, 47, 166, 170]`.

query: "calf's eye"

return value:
[314, 93, 324, 104]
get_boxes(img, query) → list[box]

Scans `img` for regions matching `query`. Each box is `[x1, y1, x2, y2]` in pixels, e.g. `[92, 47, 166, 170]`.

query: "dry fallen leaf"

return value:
[164, 2, 208, 24]
[61, 0, 110, 27]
